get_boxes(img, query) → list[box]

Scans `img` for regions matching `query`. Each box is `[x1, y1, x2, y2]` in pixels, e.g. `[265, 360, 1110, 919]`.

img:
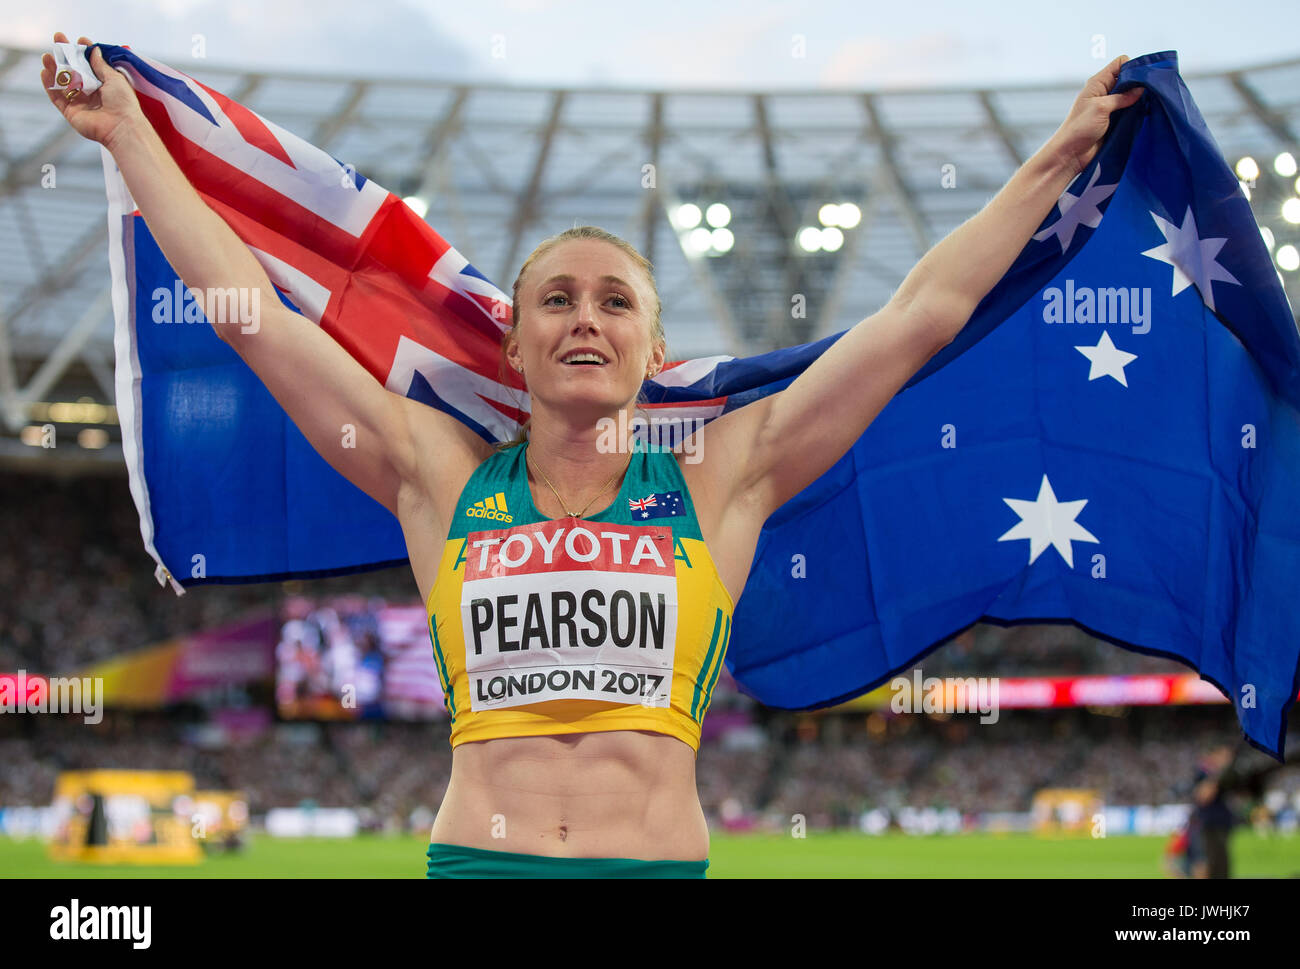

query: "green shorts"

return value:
[426, 842, 708, 879]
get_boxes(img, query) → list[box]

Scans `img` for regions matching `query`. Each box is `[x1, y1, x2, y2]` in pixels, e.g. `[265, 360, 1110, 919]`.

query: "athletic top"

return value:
[425, 438, 735, 752]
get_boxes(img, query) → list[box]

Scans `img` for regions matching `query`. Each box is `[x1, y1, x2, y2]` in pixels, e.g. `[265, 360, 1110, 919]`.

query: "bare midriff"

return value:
[428, 728, 709, 860]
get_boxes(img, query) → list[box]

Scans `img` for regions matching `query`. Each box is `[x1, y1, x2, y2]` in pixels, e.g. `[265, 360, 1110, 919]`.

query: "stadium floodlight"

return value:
[820, 226, 845, 252]
[77, 428, 109, 449]
[688, 226, 713, 254]
[816, 202, 861, 229]
[1235, 156, 1260, 181]
[36, 399, 114, 424]
[1275, 152, 1298, 178]
[797, 226, 823, 252]
[837, 202, 862, 228]
[401, 195, 428, 218]
[1278, 244, 1300, 272]
[705, 203, 731, 228]
[710, 227, 735, 253]
[1282, 197, 1300, 225]
[1261, 226, 1275, 250]
[674, 203, 702, 229]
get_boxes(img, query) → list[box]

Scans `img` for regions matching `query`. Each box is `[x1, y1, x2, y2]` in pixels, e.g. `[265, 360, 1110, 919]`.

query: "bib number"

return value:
[460, 520, 678, 710]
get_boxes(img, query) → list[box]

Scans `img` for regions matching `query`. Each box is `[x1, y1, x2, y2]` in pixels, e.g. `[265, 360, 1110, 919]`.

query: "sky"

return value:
[9, 0, 1299, 90]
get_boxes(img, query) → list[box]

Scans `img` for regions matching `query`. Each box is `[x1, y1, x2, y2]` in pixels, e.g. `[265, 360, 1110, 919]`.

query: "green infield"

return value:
[2, 830, 1298, 878]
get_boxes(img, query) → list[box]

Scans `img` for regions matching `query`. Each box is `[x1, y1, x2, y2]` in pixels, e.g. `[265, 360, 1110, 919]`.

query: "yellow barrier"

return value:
[1031, 788, 1103, 836]
[48, 770, 202, 864]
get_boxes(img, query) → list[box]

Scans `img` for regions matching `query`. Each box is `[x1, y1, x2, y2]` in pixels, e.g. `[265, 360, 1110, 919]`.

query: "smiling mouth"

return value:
[560, 352, 609, 367]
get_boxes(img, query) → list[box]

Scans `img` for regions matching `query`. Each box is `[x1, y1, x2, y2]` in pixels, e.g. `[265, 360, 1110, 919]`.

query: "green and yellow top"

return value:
[425, 438, 735, 752]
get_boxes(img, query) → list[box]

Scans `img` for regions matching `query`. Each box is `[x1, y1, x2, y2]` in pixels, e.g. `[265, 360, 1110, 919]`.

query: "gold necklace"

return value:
[527, 444, 635, 519]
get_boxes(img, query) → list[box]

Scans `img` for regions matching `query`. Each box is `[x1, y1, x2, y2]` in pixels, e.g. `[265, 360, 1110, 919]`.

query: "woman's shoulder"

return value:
[665, 444, 723, 537]
[425, 441, 527, 544]
[667, 425, 772, 539]
[402, 397, 501, 483]
[473, 440, 526, 483]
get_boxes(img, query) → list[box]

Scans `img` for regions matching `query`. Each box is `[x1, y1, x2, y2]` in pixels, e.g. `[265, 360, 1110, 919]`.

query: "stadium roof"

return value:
[0, 44, 1297, 468]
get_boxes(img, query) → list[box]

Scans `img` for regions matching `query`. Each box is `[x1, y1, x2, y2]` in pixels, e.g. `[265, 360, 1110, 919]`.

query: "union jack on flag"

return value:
[96, 42, 1300, 757]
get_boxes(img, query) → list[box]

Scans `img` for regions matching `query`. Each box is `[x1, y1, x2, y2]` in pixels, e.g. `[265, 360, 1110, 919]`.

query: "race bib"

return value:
[460, 519, 678, 710]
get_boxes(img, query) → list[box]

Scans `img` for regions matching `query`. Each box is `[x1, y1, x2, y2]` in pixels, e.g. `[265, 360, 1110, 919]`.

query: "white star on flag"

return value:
[1032, 166, 1118, 253]
[1140, 205, 1240, 311]
[997, 474, 1100, 568]
[1075, 331, 1138, 386]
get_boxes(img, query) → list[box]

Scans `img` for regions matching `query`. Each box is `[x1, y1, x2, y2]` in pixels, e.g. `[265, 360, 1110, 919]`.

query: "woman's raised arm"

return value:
[42, 33, 487, 518]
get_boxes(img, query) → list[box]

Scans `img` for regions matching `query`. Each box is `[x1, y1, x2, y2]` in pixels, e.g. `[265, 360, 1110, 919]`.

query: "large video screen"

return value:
[275, 595, 447, 721]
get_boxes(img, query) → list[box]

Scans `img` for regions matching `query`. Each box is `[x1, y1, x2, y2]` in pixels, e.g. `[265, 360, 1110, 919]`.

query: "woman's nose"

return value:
[574, 296, 598, 326]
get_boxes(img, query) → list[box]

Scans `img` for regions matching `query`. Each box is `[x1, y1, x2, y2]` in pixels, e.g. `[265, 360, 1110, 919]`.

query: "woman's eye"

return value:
[543, 293, 629, 307]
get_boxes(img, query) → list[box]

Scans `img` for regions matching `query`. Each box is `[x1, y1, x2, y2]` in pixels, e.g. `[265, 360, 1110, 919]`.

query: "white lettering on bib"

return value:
[460, 519, 678, 710]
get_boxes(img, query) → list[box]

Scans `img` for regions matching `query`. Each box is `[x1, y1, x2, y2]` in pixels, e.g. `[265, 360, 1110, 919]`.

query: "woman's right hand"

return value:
[40, 32, 146, 148]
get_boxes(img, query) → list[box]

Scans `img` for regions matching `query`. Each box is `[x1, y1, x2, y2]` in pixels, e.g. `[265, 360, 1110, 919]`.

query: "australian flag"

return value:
[98, 45, 1300, 757]
[629, 491, 685, 520]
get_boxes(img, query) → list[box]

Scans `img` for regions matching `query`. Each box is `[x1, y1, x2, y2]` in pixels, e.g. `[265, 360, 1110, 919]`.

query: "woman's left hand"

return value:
[1048, 55, 1145, 177]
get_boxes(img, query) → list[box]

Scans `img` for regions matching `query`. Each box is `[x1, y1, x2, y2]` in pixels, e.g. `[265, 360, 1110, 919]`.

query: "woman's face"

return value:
[507, 238, 664, 418]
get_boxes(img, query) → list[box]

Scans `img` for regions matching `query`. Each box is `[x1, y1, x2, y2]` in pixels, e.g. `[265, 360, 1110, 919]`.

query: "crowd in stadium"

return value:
[756, 714, 1300, 826]
[0, 475, 268, 675]
[3, 709, 1296, 836]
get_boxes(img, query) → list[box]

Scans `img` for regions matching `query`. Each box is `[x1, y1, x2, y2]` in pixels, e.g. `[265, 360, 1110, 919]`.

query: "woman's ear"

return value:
[505, 332, 524, 374]
[648, 341, 667, 377]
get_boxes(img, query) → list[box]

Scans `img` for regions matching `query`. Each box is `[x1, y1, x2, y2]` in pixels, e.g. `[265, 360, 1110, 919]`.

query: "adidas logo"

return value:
[466, 491, 513, 523]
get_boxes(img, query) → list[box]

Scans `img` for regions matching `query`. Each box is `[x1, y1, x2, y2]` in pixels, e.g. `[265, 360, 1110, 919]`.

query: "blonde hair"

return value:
[497, 226, 666, 450]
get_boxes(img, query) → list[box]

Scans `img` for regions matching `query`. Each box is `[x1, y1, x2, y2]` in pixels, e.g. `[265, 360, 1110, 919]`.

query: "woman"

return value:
[43, 32, 1142, 877]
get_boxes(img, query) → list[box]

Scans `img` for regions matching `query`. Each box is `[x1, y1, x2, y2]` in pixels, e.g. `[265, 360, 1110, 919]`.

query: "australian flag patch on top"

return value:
[628, 491, 684, 520]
